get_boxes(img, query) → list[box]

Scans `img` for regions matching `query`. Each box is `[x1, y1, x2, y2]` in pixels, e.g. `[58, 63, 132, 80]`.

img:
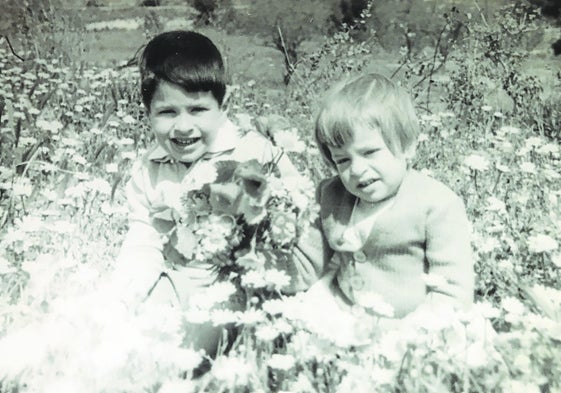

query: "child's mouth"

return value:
[171, 137, 200, 147]
[358, 179, 378, 189]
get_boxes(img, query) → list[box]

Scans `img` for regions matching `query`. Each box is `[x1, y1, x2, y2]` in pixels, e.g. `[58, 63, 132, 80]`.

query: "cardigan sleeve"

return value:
[425, 193, 474, 308]
[266, 150, 330, 293]
[283, 219, 329, 293]
[316, 178, 338, 274]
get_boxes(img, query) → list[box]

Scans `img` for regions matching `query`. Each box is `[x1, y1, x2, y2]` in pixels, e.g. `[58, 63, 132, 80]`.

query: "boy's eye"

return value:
[157, 109, 175, 115]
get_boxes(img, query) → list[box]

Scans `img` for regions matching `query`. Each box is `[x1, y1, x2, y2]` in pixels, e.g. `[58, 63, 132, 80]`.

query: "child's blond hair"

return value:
[315, 73, 419, 167]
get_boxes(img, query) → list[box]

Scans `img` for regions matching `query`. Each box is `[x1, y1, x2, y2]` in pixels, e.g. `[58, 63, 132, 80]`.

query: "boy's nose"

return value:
[172, 114, 195, 135]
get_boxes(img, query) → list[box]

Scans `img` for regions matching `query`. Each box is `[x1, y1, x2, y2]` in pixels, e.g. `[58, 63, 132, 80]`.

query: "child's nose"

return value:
[350, 158, 367, 176]
[173, 113, 194, 134]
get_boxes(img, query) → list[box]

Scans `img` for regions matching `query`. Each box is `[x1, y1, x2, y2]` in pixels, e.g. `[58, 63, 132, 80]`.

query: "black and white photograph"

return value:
[1, 0, 560, 392]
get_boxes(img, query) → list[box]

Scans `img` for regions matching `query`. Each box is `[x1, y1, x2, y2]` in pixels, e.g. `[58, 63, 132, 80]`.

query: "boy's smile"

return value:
[171, 136, 199, 147]
[149, 80, 227, 163]
[328, 126, 411, 204]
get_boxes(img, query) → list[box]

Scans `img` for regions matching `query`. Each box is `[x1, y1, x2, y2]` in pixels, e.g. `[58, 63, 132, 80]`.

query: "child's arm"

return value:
[236, 132, 330, 292]
[425, 194, 474, 308]
[112, 161, 166, 299]
[283, 218, 330, 293]
[281, 176, 337, 293]
[279, 155, 328, 292]
[268, 145, 329, 292]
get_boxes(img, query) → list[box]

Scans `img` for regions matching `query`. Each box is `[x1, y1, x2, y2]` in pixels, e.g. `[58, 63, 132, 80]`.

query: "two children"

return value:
[305, 73, 474, 342]
[117, 29, 473, 354]
[114, 30, 323, 356]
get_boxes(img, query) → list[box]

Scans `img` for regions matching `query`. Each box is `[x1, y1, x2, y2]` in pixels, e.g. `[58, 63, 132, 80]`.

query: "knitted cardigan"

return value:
[318, 170, 474, 318]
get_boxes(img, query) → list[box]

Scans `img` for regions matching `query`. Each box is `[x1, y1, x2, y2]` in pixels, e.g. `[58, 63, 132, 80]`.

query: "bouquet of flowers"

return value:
[155, 154, 318, 297]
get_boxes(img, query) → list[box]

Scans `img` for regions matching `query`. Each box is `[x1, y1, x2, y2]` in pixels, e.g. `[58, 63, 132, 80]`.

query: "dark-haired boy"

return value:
[114, 30, 323, 357]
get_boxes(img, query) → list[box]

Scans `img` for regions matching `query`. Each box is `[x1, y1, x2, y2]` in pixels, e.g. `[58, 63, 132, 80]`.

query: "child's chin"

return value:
[170, 146, 206, 163]
[353, 188, 376, 200]
[177, 152, 204, 163]
[355, 191, 383, 204]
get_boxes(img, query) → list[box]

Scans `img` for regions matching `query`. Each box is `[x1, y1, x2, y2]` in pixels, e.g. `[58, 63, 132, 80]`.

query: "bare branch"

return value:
[0, 35, 25, 61]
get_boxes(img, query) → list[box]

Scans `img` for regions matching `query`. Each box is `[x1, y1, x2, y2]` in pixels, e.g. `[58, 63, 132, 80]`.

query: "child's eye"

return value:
[190, 106, 208, 114]
[365, 149, 379, 156]
[157, 109, 175, 115]
[334, 157, 349, 165]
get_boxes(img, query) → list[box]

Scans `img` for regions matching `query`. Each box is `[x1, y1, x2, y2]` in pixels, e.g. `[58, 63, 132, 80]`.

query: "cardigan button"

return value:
[353, 251, 367, 263]
[350, 275, 365, 290]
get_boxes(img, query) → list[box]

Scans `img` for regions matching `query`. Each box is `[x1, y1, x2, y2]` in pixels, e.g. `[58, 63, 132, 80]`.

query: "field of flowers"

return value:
[1, 1, 561, 392]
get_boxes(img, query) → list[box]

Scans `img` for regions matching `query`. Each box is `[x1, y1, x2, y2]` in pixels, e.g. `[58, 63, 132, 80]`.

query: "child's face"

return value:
[328, 126, 410, 204]
[148, 80, 227, 163]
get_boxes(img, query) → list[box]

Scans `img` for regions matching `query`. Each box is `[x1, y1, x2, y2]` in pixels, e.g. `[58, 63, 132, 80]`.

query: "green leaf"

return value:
[238, 197, 267, 225]
[209, 182, 243, 215]
[214, 160, 241, 183]
[174, 226, 197, 260]
[151, 208, 177, 234]
[151, 208, 175, 222]
[235, 159, 268, 200]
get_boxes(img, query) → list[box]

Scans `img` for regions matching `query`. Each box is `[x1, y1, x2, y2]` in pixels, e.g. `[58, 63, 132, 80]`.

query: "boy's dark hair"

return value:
[139, 30, 227, 109]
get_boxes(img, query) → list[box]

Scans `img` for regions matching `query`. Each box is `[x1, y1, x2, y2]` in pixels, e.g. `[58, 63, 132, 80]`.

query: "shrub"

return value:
[190, 0, 233, 26]
[140, 0, 160, 6]
[436, 3, 561, 141]
[229, 0, 335, 83]
[85, 0, 104, 7]
[192, 0, 217, 22]
[282, 0, 376, 99]
[331, 0, 369, 27]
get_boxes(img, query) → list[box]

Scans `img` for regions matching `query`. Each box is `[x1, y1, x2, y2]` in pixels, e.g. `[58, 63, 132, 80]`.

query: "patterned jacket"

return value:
[116, 119, 325, 303]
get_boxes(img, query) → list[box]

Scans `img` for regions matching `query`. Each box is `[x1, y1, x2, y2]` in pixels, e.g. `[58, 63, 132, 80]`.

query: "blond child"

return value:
[113, 30, 323, 356]
[304, 73, 474, 343]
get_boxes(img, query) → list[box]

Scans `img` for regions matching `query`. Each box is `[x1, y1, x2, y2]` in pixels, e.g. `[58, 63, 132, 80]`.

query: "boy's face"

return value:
[148, 80, 227, 163]
[328, 126, 410, 204]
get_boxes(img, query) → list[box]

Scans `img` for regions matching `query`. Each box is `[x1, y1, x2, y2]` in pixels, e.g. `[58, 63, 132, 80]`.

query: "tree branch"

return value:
[0, 35, 25, 61]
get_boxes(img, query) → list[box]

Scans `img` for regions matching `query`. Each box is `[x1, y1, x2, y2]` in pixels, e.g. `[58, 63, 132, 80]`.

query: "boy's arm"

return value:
[112, 161, 166, 300]
[424, 194, 475, 309]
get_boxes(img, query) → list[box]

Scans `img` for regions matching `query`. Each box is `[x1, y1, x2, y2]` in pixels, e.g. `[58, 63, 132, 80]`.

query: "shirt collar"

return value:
[148, 119, 241, 164]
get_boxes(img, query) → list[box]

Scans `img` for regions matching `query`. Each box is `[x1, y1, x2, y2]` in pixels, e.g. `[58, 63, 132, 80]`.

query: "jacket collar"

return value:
[148, 119, 241, 164]
[321, 172, 411, 252]
[320, 178, 357, 250]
